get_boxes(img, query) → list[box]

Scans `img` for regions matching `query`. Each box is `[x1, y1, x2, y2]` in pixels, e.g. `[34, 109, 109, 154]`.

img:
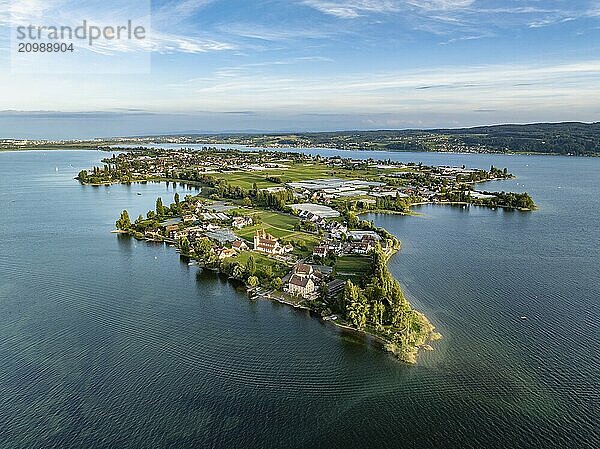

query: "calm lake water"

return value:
[0, 149, 598, 449]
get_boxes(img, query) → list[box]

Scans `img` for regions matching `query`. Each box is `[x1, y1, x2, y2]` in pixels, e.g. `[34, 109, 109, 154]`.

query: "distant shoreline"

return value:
[1, 144, 597, 158]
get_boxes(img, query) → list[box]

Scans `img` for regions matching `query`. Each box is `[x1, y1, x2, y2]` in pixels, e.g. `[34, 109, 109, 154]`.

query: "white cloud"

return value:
[157, 60, 600, 115]
[406, 0, 475, 11]
[150, 32, 235, 53]
[2, 55, 600, 126]
[302, 0, 475, 18]
[301, 0, 401, 18]
[2, 0, 234, 55]
[528, 16, 576, 28]
[174, 0, 215, 14]
[152, 0, 217, 26]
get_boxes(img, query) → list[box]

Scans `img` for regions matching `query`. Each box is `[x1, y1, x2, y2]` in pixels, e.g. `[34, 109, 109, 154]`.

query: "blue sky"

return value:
[1, 0, 600, 136]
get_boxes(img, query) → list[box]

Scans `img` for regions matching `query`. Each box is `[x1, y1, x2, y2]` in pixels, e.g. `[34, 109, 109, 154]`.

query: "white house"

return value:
[232, 216, 253, 229]
[285, 263, 324, 298]
[288, 275, 316, 298]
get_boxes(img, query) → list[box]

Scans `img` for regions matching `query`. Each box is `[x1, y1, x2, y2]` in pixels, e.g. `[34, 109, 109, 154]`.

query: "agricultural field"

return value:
[234, 210, 321, 257]
[217, 172, 278, 189]
[235, 210, 298, 238]
[218, 162, 399, 190]
[334, 256, 373, 283]
[230, 251, 289, 278]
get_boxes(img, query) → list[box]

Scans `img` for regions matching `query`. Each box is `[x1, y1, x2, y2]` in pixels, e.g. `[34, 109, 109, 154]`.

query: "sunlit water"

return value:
[0, 149, 598, 448]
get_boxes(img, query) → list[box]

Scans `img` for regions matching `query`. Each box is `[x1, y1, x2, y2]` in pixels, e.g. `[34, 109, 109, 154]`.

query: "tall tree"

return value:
[246, 255, 256, 276]
[178, 236, 190, 255]
[116, 210, 131, 230]
[156, 197, 164, 217]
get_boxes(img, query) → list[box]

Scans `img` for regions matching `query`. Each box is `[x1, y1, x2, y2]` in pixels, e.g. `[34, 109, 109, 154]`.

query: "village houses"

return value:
[232, 216, 253, 229]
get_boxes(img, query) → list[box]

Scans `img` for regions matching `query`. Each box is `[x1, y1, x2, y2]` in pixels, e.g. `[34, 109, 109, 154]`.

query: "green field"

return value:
[218, 162, 393, 190]
[334, 256, 373, 282]
[231, 251, 289, 277]
[218, 172, 278, 189]
[235, 210, 299, 239]
[234, 210, 320, 257]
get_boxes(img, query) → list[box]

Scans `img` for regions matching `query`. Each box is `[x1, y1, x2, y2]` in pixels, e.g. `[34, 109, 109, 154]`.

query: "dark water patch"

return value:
[0, 151, 598, 449]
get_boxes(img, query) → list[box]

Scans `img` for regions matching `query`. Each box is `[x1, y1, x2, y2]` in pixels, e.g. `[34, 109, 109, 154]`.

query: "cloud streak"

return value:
[156, 60, 600, 116]
[301, 0, 401, 18]
[3, 0, 235, 55]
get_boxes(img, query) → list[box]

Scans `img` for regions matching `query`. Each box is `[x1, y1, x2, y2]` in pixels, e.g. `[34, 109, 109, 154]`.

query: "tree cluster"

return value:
[332, 244, 433, 361]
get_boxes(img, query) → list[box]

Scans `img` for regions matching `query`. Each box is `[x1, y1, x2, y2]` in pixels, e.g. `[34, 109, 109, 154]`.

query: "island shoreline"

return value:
[78, 147, 535, 363]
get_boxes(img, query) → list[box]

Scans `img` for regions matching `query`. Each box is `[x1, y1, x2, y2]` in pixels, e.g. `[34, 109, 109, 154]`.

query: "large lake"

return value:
[0, 148, 598, 449]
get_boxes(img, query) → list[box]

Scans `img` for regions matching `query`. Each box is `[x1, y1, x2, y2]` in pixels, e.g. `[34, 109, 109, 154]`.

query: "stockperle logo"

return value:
[9, 1, 151, 74]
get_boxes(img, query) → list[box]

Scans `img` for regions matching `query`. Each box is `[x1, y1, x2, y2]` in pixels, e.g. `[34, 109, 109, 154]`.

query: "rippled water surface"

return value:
[0, 149, 598, 449]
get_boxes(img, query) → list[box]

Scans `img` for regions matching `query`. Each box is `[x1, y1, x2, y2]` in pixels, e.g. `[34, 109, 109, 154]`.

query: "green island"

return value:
[78, 148, 535, 363]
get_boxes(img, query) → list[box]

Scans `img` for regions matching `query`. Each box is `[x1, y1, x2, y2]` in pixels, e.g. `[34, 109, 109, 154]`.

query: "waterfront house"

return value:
[284, 263, 325, 299]
[326, 279, 346, 301]
[182, 214, 197, 223]
[170, 229, 190, 240]
[288, 275, 315, 298]
[347, 230, 381, 241]
[165, 224, 179, 239]
[165, 224, 179, 233]
[352, 235, 377, 255]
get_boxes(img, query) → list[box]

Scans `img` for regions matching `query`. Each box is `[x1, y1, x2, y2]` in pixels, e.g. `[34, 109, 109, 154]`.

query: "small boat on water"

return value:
[137, 192, 142, 196]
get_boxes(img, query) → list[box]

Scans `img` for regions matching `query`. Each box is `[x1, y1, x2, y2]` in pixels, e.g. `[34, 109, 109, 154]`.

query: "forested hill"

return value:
[431, 122, 600, 156]
[282, 122, 600, 156]
[156, 122, 599, 156]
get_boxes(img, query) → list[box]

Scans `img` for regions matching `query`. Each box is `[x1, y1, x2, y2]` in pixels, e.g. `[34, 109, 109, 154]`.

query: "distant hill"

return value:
[119, 122, 600, 156]
[430, 122, 600, 156]
[275, 122, 600, 156]
[176, 122, 600, 156]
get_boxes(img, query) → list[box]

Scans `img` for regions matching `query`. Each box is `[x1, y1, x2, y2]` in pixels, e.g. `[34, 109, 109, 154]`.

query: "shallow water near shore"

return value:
[0, 149, 598, 448]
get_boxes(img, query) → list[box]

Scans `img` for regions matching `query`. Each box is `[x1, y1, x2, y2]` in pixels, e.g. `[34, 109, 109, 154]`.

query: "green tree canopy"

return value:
[246, 255, 256, 276]
[116, 210, 131, 230]
[178, 236, 190, 255]
[156, 197, 165, 217]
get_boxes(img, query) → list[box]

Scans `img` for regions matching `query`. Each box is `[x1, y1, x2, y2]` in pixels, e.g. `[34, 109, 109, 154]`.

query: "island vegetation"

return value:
[79, 148, 535, 362]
